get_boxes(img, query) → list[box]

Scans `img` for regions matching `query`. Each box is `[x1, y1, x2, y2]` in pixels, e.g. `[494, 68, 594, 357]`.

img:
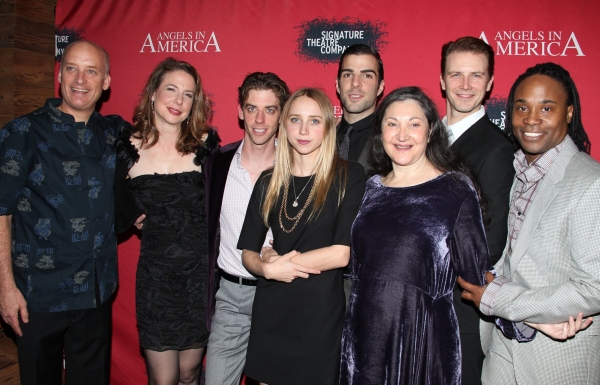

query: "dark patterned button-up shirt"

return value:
[0, 99, 126, 312]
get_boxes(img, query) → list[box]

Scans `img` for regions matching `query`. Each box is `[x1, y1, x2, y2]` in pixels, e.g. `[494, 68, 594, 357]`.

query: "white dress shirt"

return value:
[217, 140, 272, 278]
[442, 105, 486, 144]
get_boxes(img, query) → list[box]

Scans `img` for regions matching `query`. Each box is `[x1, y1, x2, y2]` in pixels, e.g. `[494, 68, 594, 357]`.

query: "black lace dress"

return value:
[116, 129, 220, 352]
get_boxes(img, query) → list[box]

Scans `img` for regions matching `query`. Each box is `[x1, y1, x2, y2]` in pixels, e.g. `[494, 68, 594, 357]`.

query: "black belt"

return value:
[220, 270, 257, 286]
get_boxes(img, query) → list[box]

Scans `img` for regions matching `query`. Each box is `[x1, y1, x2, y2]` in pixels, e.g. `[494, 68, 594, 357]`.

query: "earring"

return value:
[151, 100, 155, 112]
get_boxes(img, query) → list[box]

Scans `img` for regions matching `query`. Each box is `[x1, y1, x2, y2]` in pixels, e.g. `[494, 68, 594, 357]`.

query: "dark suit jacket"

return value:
[204, 140, 242, 331]
[336, 121, 371, 174]
[451, 114, 514, 265]
[450, 114, 514, 376]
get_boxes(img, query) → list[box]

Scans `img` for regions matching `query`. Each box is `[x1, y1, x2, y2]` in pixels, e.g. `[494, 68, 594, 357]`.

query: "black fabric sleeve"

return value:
[114, 123, 144, 235]
[237, 172, 271, 253]
[332, 162, 366, 246]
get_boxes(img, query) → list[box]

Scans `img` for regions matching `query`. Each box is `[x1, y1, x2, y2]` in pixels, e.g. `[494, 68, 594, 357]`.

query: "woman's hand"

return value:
[262, 251, 321, 283]
[525, 312, 593, 340]
[134, 214, 146, 230]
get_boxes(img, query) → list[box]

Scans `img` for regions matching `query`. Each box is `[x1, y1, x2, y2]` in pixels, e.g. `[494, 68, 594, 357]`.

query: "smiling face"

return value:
[58, 41, 111, 122]
[285, 96, 325, 161]
[381, 100, 430, 169]
[440, 51, 493, 125]
[152, 70, 196, 129]
[512, 74, 573, 164]
[239, 89, 281, 147]
[336, 54, 385, 123]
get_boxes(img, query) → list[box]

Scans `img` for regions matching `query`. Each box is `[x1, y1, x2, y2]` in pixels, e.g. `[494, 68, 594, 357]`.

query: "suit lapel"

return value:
[450, 114, 488, 150]
[506, 139, 578, 275]
[356, 137, 370, 171]
[208, 141, 240, 229]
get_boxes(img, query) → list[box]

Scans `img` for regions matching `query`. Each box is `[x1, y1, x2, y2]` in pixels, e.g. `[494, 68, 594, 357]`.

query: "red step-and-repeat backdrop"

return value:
[55, 1, 600, 383]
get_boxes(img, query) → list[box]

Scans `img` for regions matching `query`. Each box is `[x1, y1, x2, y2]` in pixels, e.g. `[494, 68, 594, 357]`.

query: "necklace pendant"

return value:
[292, 200, 298, 207]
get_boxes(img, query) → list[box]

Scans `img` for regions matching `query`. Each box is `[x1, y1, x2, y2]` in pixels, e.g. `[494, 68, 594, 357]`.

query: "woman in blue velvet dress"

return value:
[339, 87, 491, 385]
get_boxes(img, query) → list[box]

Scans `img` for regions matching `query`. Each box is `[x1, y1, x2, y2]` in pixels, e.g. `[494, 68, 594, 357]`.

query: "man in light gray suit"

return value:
[458, 62, 600, 384]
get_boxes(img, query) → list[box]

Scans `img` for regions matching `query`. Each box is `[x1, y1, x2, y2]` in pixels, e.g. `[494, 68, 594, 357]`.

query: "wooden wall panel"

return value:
[0, 15, 15, 47]
[0, 0, 15, 15]
[16, 0, 55, 25]
[14, 48, 55, 115]
[14, 14, 54, 54]
[0, 48, 15, 118]
[0, 0, 56, 127]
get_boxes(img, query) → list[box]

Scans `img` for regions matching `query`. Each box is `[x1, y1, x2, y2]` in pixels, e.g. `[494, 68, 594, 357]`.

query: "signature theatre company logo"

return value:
[55, 27, 85, 61]
[295, 17, 388, 64]
[486, 96, 508, 132]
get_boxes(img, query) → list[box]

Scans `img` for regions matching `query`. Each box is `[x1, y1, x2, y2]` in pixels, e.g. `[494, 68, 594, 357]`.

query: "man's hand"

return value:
[525, 312, 593, 341]
[262, 251, 320, 283]
[0, 285, 28, 336]
[457, 271, 495, 309]
[134, 214, 146, 230]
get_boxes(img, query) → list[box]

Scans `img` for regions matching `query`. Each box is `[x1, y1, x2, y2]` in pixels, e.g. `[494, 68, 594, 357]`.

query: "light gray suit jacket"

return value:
[481, 136, 600, 384]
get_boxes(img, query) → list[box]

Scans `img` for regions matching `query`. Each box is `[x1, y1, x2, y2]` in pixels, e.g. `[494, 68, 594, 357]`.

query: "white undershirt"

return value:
[443, 105, 486, 143]
[217, 140, 272, 278]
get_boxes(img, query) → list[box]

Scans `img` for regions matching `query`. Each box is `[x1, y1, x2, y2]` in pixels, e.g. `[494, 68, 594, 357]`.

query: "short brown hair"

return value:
[441, 36, 494, 78]
[238, 72, 290, 109]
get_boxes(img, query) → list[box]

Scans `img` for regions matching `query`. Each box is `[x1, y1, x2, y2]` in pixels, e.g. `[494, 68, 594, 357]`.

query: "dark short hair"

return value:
[238, 72, 290, 109]
[441, 36, 495, 78]
[506, 62, 590, 154]
[337, 44, 384, 85]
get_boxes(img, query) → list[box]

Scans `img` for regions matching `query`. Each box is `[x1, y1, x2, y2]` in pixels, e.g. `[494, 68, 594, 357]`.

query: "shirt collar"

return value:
[235, 138, 278, 167]
[44, 98, 99, 125]
[443, 105, 486, 141]
[514, 135, 567, 184]
[340, 113, 374, 133]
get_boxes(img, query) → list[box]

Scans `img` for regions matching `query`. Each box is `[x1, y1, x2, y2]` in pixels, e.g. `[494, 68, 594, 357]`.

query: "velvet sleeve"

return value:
[332, 162, 366, 246]
[237, 172, 271, 253]
[450, 185, 491, 287]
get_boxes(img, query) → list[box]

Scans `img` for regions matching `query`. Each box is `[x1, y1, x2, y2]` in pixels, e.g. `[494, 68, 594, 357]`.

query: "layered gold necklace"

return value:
[279, 174, 315, 233]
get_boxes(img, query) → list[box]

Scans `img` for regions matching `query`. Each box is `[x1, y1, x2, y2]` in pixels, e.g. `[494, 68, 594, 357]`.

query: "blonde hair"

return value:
[261, 88, 347, 225]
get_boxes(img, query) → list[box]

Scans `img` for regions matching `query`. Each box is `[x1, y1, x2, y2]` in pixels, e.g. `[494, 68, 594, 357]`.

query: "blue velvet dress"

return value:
[340, 173, 491, 385]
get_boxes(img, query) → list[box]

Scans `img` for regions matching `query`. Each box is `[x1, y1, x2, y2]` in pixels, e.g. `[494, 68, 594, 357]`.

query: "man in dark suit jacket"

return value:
[335, 44, 385, 170]
[204, 73, 290, 385]
[335, 44, 385, 300]
[440, 36, 515, 385]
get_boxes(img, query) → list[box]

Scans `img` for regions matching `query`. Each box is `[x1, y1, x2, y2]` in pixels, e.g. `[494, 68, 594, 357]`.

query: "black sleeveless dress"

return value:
[117, 129, 220, 352]
[129, 171, 209, 351]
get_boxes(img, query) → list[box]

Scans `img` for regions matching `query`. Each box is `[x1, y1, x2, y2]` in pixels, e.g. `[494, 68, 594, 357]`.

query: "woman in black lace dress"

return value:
[117, 58, 218, 385]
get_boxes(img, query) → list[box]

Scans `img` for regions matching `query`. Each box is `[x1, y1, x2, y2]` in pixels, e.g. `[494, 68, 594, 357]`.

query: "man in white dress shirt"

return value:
[440, 36, 514, 385]
[204, 72, 290, 385]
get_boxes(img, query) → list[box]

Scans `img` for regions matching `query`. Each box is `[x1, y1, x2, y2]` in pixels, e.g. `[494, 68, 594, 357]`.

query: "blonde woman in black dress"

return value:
[238, 88, 366, 385]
